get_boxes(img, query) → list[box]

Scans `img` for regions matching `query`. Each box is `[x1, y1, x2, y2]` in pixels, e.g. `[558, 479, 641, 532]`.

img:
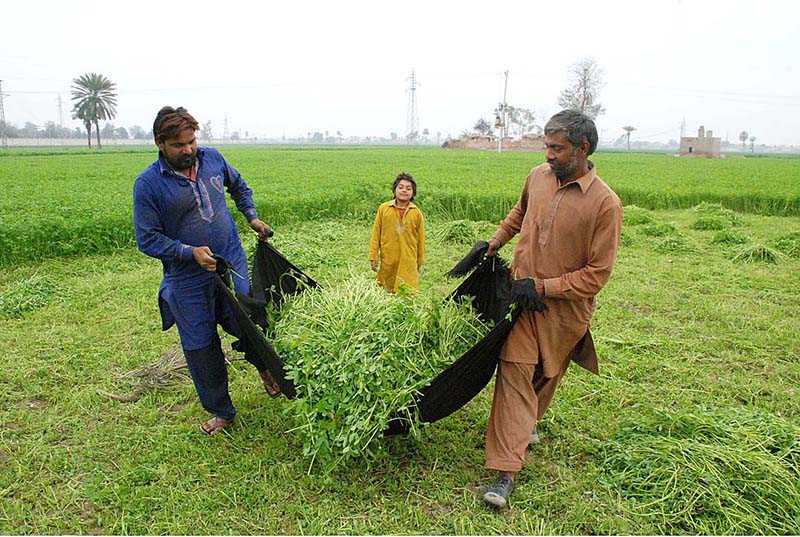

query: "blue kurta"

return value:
[133, 147, 258, 350]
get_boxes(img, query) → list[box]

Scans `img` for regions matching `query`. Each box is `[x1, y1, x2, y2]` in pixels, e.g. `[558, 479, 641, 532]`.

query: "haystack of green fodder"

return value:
[270, 277, 490, 468]
[601, 406, 800, 534]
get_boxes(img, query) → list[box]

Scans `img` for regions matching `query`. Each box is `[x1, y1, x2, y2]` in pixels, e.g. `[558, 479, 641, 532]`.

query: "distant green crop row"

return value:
[1, 146, 799, 266]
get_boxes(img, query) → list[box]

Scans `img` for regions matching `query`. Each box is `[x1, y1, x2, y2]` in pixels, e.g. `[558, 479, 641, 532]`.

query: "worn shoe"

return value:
[530, 427, 540, 444]
[259, 369, 281, 398]
[483, 475, 515, 508]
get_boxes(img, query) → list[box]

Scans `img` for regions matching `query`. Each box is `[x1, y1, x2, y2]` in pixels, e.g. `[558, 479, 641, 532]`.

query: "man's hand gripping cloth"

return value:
[384, 244, 546, 435]
[210, 242, 321, 400]
[510, 277, 547, 315]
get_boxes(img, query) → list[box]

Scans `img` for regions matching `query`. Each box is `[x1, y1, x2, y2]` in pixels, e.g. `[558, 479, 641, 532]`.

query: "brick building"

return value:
[680, 126, 721, 158]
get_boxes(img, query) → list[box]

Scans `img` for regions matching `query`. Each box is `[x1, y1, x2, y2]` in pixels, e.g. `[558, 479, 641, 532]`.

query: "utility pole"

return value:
[57, 95, 65, 129]
[0, 80, 8, 148]
[498, 70, 508, 153]
[223, 115, 230, 141]
[406, 68, 419, 144]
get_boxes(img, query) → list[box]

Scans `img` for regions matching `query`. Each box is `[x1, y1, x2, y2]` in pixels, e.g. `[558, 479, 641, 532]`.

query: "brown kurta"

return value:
[493, 161, 622, 375]
[485, 161, 622, 473]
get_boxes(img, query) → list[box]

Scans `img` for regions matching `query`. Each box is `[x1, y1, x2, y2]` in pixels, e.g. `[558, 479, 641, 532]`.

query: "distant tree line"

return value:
[0, 121, 150, 140]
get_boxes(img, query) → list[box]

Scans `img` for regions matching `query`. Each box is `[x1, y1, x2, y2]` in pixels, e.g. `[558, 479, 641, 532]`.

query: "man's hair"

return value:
[153, 106, 199, 143]
[393, 172, 416, 200]
[544, 109, 598, 155]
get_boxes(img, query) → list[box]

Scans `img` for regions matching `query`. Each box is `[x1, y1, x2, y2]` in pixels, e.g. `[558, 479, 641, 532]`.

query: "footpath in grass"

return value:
[1, 205, 798, 534]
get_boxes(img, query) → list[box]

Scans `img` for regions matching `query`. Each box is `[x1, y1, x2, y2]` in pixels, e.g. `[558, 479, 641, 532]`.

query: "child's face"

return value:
[394, 179, 414, 203]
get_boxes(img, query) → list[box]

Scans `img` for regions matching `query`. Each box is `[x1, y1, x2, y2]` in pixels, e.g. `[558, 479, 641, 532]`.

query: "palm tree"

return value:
[71, 73, 117, 148]
[739, 131, 749, 152]
[622, 126, 636, 150]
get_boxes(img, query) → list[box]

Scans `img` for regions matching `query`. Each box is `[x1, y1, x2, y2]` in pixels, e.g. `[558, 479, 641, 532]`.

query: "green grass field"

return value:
[1, 146, 799, 266]
[0, 146, 798, 534]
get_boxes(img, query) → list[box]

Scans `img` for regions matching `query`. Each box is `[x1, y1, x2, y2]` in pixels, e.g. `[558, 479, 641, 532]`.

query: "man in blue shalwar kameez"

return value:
[133, 106, 280, 435]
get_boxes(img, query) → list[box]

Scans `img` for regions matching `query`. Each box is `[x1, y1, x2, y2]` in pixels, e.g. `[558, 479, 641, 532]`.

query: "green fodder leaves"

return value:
[771, 231, 800, 258]
[730, 243, 785, 264]
[0, 272, 64, 319]
[711, 229, 750, 246]
[620, 229, 636, 247]
[690, 216, 728, 231]
[600, 406, 800, 534]
[623, 205, 655, 226]
[429, 219, 482, 244]
[691, 202, 744, 226]
[653, 235, 696, 254]
[272, 277, 489, 469]
[641, 222, 678, 237]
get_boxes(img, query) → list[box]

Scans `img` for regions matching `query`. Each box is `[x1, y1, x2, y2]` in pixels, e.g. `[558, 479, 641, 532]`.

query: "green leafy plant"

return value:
[691, 202, 743, 226]
[429, 219, 482, 244]
[601, 406, 800, 534]
[623, 205, 655, 226]
[730, 242, 784, 264]
[771, 231, 800, 258]
[711, 229, 750, 246]
[653, 236, 695, 254]
[642, 222, 677, 237]
[272, 277, 489, 470]
[0, 272, 63, 319]
[690, 216, 727, 231]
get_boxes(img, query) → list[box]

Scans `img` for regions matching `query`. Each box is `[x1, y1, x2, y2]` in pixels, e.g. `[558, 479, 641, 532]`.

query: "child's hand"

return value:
[370, 260, 379, 272]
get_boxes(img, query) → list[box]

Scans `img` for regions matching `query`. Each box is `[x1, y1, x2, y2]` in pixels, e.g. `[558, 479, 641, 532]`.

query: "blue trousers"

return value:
[184, 334, 236, 420]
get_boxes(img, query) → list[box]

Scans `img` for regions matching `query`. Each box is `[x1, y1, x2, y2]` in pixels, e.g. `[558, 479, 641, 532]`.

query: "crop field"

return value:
[0, 146, 798, 534]
[1, 146, 800, 266]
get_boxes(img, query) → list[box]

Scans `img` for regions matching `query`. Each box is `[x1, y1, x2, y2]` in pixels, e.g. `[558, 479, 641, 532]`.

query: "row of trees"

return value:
[739, 131, 757, 152]
[468, 58, 607, 139]
[1, 121, 149, 140]
[472, 103, 540, 138]
[36, 66, 760, 151]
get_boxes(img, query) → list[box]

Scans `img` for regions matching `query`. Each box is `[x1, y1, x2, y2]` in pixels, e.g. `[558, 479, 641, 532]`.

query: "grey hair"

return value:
[544, 109, 598, 155]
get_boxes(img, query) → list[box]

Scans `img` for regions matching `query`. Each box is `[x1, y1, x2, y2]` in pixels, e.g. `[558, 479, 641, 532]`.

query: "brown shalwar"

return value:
[485, 162, 622, 473]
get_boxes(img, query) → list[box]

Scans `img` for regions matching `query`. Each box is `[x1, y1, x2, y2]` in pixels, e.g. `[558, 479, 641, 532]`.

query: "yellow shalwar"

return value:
[369, 200, 426, 292]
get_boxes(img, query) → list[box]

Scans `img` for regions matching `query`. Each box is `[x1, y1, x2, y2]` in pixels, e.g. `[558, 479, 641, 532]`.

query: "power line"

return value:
[635, 126, 682, 139]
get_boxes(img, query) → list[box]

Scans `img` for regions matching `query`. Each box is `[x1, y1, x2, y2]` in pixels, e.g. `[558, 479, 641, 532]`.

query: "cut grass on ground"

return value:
[1, 206, 798, 534]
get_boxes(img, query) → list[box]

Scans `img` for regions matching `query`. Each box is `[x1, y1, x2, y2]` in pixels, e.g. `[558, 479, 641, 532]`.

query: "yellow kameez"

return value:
[368, 200, 426, 292]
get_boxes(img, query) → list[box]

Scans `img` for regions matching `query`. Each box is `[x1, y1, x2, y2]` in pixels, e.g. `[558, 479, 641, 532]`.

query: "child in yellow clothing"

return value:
[369, 172, 426, 293]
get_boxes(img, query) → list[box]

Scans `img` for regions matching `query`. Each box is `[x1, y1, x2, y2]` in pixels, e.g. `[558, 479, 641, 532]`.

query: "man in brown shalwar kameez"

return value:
[481, 109, 622, 508]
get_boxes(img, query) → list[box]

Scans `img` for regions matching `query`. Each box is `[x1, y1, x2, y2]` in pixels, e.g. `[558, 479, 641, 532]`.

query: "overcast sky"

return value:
[2, 0, 799, 145]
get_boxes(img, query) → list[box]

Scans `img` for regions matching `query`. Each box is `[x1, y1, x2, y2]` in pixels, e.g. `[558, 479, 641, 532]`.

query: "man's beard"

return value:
[548, 150, 579, 180]
[167, 152, 197, 171]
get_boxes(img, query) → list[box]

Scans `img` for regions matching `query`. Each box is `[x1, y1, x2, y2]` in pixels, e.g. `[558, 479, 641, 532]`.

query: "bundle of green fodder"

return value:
[429, 219, 482, 245]
[601, 406, 800, 534]
[271, 277, 490, 467]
